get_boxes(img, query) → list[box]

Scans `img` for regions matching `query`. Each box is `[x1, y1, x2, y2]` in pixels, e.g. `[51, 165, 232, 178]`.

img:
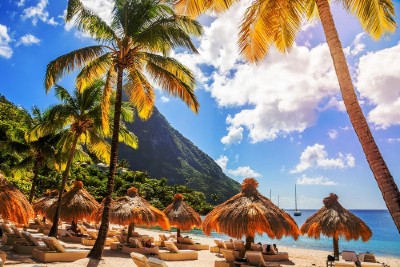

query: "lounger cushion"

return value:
[47, 237, 66, 253]
[223, 241, 234, 249]
[165, 241, 179, 253]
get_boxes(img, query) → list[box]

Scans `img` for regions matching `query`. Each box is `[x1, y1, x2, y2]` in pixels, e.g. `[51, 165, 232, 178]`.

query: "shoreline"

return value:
[3, 227, 397, 267]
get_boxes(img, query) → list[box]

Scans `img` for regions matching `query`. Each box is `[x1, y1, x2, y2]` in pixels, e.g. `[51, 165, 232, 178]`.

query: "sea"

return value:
[183, 210, 400, 258]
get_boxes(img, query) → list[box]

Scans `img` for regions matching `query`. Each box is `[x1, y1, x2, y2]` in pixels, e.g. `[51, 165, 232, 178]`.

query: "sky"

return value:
[1, 0, 400, 213]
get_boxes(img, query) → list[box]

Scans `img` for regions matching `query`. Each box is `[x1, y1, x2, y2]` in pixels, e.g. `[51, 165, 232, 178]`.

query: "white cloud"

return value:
[297, 174, 338, 186]
[291, 143, 355, 173]
[17, 0, 26, 7]
[327, 129, 338, 140]
[0, 24, 13, 59]
[357, 42, 400, 129]
[174, 2, 342, 144]
[22, 0, 58, 26]
[16, 34, 41, 46]
[160, 96, 170, 103]
[216, 155, 261, 179]
[350, 33, 366, 56]
[221, 122, 243, 145]
[384, 138, 400, 143]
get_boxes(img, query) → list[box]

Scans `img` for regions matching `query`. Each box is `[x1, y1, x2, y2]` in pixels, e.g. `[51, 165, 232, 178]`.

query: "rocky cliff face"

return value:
[118, 108, 240, 202]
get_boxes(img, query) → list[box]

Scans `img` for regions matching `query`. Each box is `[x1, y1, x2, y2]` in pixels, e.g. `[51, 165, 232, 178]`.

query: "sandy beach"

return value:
[2, 228, 400, 267]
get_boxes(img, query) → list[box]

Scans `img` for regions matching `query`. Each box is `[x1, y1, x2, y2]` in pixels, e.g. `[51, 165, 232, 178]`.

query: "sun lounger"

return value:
[262, 252, 289, 262]
[334, 261, 356, 267]
[215, 249, 236, 267]
[0, 250, 6, 266]
[81, 230, 114, 246]
[210, 238, 225, 253]
[245, 250, 281, 267]
[1, 223, 24, 245]
[158, 241, 198, 261]
[176, 236, 209, 250]
[233, 240, 246, 251]
[122, 239, 159, 255]
[341, 251, 358, 262]
[13, 231, 47, 254]
[32, 237, 90, 262]
[130, 252, 168, 267]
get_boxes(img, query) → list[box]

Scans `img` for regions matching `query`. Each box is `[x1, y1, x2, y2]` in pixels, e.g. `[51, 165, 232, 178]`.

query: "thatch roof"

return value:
[203, 178, 299, 240]
[300, 193, 372, 241]
[163, 194, 202, 231]
[33, 189, 59, 216]
[92, 187, 170, 230]
[46, 180, 99, 222]
[0, 174, 34, 225]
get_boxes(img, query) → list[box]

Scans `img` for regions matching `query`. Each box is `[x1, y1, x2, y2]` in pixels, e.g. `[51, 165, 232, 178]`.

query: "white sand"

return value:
[3, 228, 400, 267]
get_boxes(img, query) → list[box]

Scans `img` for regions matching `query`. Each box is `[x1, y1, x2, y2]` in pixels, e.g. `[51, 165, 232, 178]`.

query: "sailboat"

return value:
[294, 184, 302, 216]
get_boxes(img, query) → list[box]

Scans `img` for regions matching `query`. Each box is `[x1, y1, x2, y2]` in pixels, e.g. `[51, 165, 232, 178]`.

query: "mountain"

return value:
[118, 108, 241, 202]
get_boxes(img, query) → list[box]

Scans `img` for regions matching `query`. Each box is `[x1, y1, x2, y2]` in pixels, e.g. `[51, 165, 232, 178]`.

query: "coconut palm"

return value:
[31, 81, 138, 237]
[44, 0, 201, 258]
[175, 0, 400, 232]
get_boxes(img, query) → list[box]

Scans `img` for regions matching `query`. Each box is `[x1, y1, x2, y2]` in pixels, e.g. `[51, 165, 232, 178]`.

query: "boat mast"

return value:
[295, 184, 298, 211]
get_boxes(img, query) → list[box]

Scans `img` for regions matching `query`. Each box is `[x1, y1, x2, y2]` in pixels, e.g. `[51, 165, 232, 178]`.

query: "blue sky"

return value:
[1, 0, 400, 213]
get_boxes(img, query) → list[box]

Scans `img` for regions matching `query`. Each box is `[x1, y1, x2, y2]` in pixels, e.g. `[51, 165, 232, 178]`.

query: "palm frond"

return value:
[125, 68, 155, 120]
[146, 58, 199, 113]
[45, 46, 105, 91]
[76, 53, 113, 91]
[342, 0, 396, 39]
[118, 127, 138, 150]
[120, 102, 135, 123]
[66, 0, 118, 42]
[175, 0, 237, 17]
[85, 130, 111, 163]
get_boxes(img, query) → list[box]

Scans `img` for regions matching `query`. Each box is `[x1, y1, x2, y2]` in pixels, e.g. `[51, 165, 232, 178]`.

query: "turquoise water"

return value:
[184, 210, 400, 257]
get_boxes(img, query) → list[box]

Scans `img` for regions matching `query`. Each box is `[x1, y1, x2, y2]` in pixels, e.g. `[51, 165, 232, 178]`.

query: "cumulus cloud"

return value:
[160, 96, 170, 103]
[327, 129, 338, 140]
[216, 155, 261, 179]
[0, 24, 13, 59]
[17, 0, 26, 7]
[384, 138, 400, 143]
[357, 42, 400, 129]
[22, 0, 58, 26]
[16, 34, 41, 46]
[173, 2, 341, 144]
[291, 143, 355, 173]
[350, 33, 366, 56]
[297, 174, 337, 186]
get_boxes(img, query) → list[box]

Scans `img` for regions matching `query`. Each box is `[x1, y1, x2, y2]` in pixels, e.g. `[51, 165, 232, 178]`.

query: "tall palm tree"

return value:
[175, 0, 400, 232]
[44, 0, 201, 258]
[32, 81, 138, 237]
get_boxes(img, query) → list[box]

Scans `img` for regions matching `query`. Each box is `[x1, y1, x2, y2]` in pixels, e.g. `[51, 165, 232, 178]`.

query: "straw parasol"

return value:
[46, 180, 99, 232]
[300, 193, 372, 259]
[163, 193, 202, 238]
[0, 173, 34, 225]
[33, 189, 59, 218]
[203, 177, 299, 249]
[93, 187, 170, 241]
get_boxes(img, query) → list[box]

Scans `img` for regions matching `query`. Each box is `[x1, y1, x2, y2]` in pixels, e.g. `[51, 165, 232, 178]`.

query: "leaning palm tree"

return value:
[31, 81, 138, 237]
[45, 0, 202, 258]
[175, 0, 400, 232]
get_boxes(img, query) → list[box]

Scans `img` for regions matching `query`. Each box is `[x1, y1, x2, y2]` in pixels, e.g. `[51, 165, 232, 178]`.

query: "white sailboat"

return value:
[294, 184, 302, 216]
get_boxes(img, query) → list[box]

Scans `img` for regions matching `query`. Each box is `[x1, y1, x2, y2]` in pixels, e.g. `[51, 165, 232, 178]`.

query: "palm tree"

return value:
[44, 0, 201, 258]
[175, 0, 400, 232]
[32, 81, 138, 237]
[0, 107, 59, 203]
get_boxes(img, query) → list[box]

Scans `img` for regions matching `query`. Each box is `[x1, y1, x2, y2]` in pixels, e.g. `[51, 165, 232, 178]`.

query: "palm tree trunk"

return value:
[28, 161, 40, 203]
[48, 134, 79, 237]
[315, 0, 400, 232]
[88, 65, 124, 259]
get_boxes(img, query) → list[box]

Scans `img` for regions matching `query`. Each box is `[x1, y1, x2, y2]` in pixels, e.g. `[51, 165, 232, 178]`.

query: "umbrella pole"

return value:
[177, 228, 181, 238]
[333, 235, 339, 260]
[127, 222, 135, 243]
[245, 235, 254, 250]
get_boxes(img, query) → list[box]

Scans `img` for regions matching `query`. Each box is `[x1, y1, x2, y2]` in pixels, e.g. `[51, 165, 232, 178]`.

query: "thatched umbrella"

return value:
[93, 187, 170, 241]
[300, 193, 372, 259]
[46, 180, 99, 233]
[33, 189, 59, 219]
[203, 178, 299, 249]
[163, 194, 202, 238]
[0, 174, 34, 225]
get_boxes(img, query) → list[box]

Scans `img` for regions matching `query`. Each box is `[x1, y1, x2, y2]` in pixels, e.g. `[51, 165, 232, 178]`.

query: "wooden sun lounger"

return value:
[176, 237, 209, 250]
[245, 250, 281, 267]
[130, 252, 168, 267]
[81, 230, 114, 246]
[210, 238, 225, 253]
[158, 241, 198, 261]
[32, 237, 90, 263]
[13, 231, 47, 254]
